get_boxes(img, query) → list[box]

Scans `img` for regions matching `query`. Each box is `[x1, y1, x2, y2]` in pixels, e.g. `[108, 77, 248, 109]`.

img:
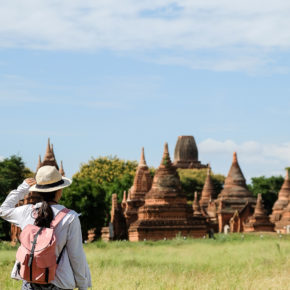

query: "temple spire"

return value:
[45, 138, 51, 156]
[193, 192, 202, 216]
[36, 155, 42, 172]
[160, 142, 172, 168]
[254, 194, 266, 216]
[139, 147, 147, 167]
[59, 161, 65, 176]
[200, 165, 217, 207]
[122, 191, 127, 203]
[233, 152, 237, 163]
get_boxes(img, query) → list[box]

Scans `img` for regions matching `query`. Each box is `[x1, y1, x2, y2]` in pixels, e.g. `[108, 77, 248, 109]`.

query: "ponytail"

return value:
[34, 191, 57, 228]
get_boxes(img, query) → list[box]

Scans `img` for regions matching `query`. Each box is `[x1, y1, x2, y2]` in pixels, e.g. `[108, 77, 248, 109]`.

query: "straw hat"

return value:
[29, 165, 72, 192]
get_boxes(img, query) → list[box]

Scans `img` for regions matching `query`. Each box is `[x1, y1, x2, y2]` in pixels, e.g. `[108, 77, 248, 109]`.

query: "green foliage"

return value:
[62, 156, 138, 238]
[178, 168, 225, 201]
[248, 175, 284, 214]
[61, 177, 107, 240]
[74, 156, 137, 185]
[0, 155, 33, 240]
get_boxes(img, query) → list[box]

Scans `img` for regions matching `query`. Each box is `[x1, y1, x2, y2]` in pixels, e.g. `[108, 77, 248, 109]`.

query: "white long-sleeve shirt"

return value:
[0, 181, 92, 290]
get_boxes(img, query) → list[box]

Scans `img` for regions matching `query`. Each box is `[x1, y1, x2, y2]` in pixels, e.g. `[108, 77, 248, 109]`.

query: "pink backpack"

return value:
[16, 208, 70, 284]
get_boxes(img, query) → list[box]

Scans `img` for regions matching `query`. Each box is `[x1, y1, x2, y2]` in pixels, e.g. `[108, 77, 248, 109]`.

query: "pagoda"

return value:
[128, 143, 207, 241]
[173, 136, 207, 169]
[243, 194, 274, 232]
[270, 170, 290, 223]
[124, 148, 152, 226]
[216, 152, 256, 232]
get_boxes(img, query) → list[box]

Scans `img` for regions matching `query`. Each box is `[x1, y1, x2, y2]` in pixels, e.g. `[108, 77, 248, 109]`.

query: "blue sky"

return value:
[1, 1, 290, 181]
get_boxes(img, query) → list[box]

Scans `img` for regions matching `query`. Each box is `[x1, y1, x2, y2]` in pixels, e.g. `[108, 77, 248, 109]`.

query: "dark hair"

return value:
[34, 191, 57, 228]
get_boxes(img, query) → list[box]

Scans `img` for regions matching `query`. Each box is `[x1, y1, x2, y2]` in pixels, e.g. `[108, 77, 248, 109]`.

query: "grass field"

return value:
[0, 233, 289, 290]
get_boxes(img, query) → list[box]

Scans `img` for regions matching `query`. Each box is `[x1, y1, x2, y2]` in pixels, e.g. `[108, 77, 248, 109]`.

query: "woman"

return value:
[0, 165, 91, 290]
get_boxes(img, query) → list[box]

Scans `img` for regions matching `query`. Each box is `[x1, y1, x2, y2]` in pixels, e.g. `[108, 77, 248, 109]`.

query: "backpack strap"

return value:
[50, 208, 70, 229]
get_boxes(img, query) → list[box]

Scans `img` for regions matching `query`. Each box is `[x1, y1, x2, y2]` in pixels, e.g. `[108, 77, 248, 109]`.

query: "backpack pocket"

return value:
[33, 253, 57, 283]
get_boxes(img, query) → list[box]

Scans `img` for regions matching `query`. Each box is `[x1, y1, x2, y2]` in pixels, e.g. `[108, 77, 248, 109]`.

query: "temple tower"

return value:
[200, 166, 217, 208]
[243, 194, 274, 232]
[124, 148, 152, 226]
[173, 136, 207, 169]
[270, 169, 290, 223]
[128, 143, 207, 241]
[216, 152, 256, 232]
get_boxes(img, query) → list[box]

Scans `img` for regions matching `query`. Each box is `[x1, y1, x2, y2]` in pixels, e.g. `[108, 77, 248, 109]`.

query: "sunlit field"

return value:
[1, 233, 289, 290]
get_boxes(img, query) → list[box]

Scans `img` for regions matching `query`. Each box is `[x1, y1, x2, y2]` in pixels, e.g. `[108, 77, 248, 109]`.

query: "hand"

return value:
[25, 178, 36, 187]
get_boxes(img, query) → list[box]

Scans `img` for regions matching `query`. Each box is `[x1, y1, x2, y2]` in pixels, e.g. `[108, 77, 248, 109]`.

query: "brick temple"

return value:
[128, 143, 207, 241]
[173, 136, 208, 169]
[101, 136, 289, 241]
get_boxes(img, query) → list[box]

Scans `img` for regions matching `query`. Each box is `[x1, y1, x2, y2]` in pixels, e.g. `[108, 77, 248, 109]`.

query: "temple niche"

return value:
[270, 169, 290, 224]
[10, 138, 65, 245]
[215, 152, 256, 233]
[173, 136, 207, 169]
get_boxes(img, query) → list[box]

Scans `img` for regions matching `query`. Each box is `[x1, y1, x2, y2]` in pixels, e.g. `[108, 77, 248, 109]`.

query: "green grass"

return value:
[1, 233, 289, 290]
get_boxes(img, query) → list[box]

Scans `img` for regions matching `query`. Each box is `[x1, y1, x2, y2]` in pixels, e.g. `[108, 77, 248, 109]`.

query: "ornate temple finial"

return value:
[233, 152, 237, 163]
[46, 138, 51, 155]
[286, 169, 289, 180]
[36, 155, 42, 172]
[122, 191, 127, 203]
[160, 142, 172, 167]
[59, 161, 65, 176]
[207, 164, 211, 175]
[139, 147, 147, 167]
[127, 191, 131, 201]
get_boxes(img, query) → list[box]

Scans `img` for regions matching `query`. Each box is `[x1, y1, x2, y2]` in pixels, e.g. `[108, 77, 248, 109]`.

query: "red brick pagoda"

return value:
[215, 152, 256, 232]
[128, 143, 208, 241]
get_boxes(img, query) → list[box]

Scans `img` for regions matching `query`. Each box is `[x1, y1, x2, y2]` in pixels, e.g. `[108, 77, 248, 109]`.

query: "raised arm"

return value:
[0, 178, 35, 227]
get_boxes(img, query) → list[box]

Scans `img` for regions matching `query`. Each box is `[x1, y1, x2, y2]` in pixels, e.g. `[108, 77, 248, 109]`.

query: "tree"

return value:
[62, 156, 138, 239]
[0, 155, 33, 240]
[248, 176, 284, 214]
[61, 177, 107, 240]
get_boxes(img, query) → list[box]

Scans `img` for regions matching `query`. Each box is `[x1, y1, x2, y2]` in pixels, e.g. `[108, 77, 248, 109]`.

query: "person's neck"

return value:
[48, 200, 58, 205]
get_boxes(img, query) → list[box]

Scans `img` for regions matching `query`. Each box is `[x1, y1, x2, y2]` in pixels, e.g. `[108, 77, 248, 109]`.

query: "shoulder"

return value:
[51, 205, 81, 225]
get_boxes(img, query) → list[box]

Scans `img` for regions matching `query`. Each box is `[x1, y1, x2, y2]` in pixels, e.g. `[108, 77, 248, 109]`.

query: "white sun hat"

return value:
[29, 165, 72, 192]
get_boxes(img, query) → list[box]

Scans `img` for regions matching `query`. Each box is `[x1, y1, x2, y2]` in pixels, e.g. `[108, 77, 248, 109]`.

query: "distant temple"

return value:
[128, 143, 207, 241]
[101, 135, 288, 242]
[173, 136, 208, 169]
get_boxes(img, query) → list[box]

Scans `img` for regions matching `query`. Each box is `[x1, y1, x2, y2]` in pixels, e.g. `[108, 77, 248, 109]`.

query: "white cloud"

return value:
[1, 1, 290, 71]
[198, 138, 290, 180]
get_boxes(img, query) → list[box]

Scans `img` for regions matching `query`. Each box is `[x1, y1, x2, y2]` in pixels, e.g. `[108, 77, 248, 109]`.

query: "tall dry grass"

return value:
[0, 233, 289, 290]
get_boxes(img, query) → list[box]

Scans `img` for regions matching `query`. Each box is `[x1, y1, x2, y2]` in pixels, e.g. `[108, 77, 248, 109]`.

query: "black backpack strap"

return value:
[28, 227, 43, 281]
[57, 244, 66, 264]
